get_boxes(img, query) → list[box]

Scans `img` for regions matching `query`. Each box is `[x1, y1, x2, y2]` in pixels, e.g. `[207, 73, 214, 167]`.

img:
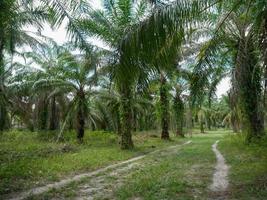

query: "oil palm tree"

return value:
[34, 48, 101, 142]
[8, 63, 38, 131]
[97, 85, 154, 132]
[191, 8, 265, 141]
[69, 0, 152, 149]
[24, 40, 70, 130]
[118, 0, 267, 142]
[43, 0, 192, 148]
[0, 0, 49, 131]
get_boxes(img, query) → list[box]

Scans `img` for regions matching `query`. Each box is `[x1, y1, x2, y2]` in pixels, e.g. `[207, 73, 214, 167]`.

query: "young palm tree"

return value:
[0, 0, 48, 131]
[34, 48, 101, 142]
[8, 63, 39, 131]
[25, 40, 69, 130]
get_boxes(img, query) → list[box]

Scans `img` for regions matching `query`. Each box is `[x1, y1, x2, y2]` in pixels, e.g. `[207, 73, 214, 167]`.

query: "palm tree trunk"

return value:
[133, 109, 137, 132]
[0, 106, 8, 131]
[262, 14, 267, 127]
[37, 97, 48, 130]
[264, 67, 267, 127]
[173, 87, 184, 137]
[116, 111, 122, 135]
[207, 113, 211, 130]
[176, 121, 184, 137]
[160, 74, 170, 140]
[0, 38, 8, 131]
[186, 106, 193, 137]
[231, 110, 240, 133]
[235, 32, 264, 142]
[77, 107, 85, 143]
[200, 121, 204, 133]
[120, 85, 134, 149]
[49, 96, 58, 130]
[229, 89, 240, 133]
[77, 90, 85, 143]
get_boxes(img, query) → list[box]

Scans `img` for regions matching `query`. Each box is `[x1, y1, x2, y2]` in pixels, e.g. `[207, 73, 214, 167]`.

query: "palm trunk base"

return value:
[119, 85, 134, 150]
[161, 129, 170, 140]
[77, 128, 84, 143]
[121, 134, 134, 149]
[176, 130, 184, 137]
[200, 123, 205, 133]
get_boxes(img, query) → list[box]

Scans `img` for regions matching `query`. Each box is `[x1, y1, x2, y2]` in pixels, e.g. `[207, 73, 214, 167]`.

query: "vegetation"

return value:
[1, 0, 266, 146]
[1, 0, 267, 199]
[22, 130, 267, 200]
[220, 134, 267, 199]
[0, 130, 182, 195]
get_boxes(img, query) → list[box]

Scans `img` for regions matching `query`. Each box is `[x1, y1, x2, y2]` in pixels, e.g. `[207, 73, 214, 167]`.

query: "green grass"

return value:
[114, 132, 224, 200]
[25, 131, 222, 200]
[2, 129, 267, 200]
[219, 134, 267, 200]
[0, 129, 183, 196]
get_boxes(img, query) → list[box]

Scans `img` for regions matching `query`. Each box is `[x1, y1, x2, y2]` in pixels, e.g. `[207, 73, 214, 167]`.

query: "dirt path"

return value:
[210, 140, 229, 198]
[6, 141, 192, 200]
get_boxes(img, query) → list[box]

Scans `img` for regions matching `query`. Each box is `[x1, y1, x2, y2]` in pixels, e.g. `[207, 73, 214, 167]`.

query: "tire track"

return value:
[6, 140, 192, 200]
[210, 140, 229, 199]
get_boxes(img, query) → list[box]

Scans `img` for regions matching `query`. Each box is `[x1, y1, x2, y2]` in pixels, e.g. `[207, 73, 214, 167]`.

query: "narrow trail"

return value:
[6, 141, 192, 200]
[210, 140, 229, 198]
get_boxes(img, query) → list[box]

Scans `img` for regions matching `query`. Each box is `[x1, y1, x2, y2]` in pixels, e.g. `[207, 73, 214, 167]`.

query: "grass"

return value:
[219, 134, 267, 200]
[0, 129, 183, 196]
[30, 130, 227, 200]
[2, 129, 267, 200]
[114, 132, 223, 200]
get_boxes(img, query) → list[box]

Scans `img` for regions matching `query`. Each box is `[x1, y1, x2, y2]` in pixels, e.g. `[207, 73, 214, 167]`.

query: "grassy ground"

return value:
[2, 129, 267, 200]
[25, 131, 226, 200]
[0, 129, 183, 196]
[220, 134, 267, 200]
[114, 131, 267, 200]
[114, 132, 224, 200]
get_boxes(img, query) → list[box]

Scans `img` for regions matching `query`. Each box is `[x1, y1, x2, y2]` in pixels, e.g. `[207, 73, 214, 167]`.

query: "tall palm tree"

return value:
[191, 9, 265, 141]
[71, 0, 152, 149]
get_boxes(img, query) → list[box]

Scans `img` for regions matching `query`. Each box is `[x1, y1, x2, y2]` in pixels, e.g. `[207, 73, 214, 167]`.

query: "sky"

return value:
[216, 77, 230, 97]
[25, 0, 230, 98]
